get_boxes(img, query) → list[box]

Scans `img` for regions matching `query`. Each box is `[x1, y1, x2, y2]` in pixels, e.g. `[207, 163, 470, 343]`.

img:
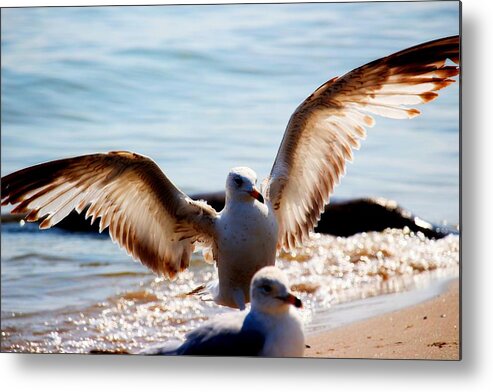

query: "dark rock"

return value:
[1, 192, 458, 239]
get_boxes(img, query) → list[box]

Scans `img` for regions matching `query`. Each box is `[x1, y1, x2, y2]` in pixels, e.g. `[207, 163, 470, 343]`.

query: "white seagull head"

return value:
[250, 266, 302, 315]
[225, 166, 264, 204]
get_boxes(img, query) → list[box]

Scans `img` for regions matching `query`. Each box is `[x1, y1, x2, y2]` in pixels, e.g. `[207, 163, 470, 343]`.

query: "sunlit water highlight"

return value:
[1, 226, 459, 353]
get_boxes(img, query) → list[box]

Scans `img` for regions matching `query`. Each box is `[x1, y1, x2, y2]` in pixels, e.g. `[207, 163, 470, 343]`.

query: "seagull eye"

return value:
[260, 284, 272, 293]
[234, 177, 243, 187]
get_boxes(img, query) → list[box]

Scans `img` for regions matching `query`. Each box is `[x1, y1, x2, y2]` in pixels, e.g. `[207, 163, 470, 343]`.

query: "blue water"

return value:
[1, 2, 460, 224]
[0, 3, 460, 353]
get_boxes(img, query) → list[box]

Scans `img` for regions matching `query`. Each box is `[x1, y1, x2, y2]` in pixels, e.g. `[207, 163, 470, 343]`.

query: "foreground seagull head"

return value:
[250, 265, 302, 314]
[1, 36, 460, 310]
[139, 266, 305, 357]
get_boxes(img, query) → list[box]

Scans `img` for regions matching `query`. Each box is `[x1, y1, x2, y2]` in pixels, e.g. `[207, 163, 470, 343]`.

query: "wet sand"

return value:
[305, 279, 460, 360]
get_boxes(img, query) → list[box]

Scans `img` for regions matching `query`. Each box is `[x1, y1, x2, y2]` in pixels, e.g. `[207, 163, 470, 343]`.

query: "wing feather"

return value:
[265, 35, 460, 251]
[1, 151, 218, 278]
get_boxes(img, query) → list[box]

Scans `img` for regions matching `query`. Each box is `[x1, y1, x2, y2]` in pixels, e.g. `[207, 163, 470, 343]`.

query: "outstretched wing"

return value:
[264, 35, 460, 251]
[1, 151, 218, 278]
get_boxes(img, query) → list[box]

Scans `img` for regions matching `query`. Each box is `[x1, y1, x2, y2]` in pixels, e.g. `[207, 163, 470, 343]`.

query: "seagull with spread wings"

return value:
[1, 35, 460, 310]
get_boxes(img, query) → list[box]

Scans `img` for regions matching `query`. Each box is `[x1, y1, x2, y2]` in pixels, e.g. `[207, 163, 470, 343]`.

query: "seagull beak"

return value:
[279, 293, 303, 308]
[248, 188, 264, 204]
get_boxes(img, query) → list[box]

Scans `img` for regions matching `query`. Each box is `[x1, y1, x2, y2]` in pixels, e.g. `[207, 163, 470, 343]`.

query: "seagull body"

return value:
[213, 168, 278, 308]
[140, 266, 305, 357]
[1, 36, 460, 309]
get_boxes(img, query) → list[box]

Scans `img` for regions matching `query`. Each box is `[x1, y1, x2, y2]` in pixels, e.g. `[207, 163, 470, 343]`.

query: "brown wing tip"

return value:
[364, 115, 375, 127]
[26, 209, 41, 222]
[11, 204, 26, 214]
[436, 66, 460, 78]
[420, 91, 439, 103]
[433, 78, 456, 91]
[407, 108, 421, 118]
[39, 218, 52, 230]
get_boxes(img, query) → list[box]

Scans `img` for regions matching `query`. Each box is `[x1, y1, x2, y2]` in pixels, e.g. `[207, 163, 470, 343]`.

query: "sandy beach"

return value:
[305, 279, 460, 360]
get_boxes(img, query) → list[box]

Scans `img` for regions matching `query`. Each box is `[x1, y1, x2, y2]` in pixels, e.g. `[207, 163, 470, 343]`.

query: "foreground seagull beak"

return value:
[278, 293, 303, 308]
[248, 188, 264, 204]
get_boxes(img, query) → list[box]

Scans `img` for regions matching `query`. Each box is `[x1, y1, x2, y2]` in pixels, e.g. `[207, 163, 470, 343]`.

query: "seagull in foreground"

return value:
[139, 266, 304, 357]
[1, 36, 460, 309]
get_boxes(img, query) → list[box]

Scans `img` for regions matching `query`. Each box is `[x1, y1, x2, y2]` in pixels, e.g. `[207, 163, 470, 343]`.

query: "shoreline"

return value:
[305, 279, 460, 360]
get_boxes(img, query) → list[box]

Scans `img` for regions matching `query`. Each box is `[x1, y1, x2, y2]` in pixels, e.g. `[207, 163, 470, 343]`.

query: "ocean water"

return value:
[1, 2, 460, 353]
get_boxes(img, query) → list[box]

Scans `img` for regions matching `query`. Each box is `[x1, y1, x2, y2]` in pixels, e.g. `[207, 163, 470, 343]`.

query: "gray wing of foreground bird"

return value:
[1, 36, 460, 308]
[142, 312, 265, 356]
